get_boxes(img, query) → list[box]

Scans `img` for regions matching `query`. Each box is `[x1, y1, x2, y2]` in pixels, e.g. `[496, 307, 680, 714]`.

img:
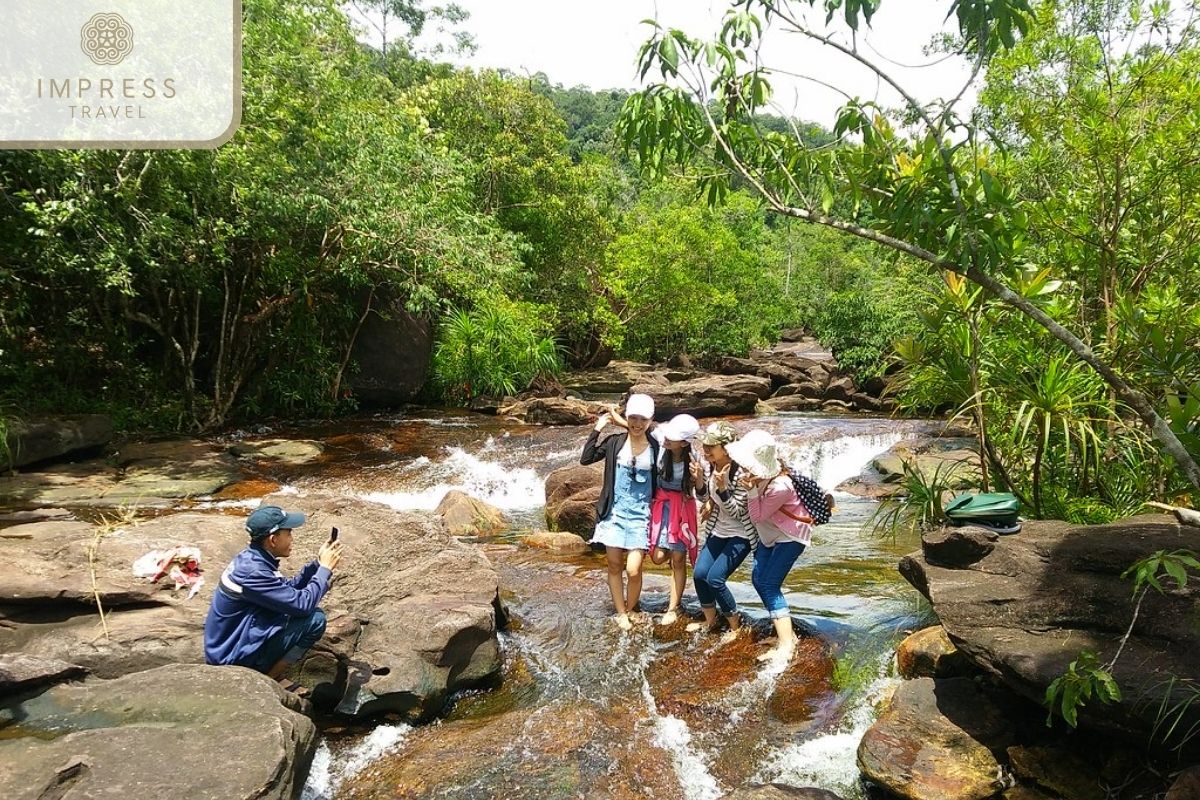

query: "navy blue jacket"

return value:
[203, 544, 332, 667]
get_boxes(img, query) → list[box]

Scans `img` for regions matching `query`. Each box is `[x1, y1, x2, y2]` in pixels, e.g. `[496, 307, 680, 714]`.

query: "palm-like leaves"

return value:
[1011, 355, 1106, 516]
[434, 303, 563, 402]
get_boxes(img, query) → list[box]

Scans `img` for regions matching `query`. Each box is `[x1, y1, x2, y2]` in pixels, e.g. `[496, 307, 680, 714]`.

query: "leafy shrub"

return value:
[433, 299, 563, 401]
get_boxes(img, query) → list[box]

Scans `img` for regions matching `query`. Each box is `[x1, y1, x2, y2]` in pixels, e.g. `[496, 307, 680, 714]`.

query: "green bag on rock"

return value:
[945, 492, 1021, 533]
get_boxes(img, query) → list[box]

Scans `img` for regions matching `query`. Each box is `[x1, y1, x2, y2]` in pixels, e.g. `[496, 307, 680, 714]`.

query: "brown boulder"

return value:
[773, 381, 826, 400]
[563, 361, 664, 395]
[3, 414, 113, 470]
[757, 396, 823, 414]
[522, 531, 589, 554]
[435, 489, 507, 537]
[499, 396, 602, 426]
[899, 516, 1200, 750]
[554, 489, 602, 537]
[857, 677, 1014, 800]
[260, 493, 503, 719]
[849, 392, 882, 412]
[633, 374, 772, 419]
[895, 626, 968, 679]
[544, 463, 603, 536]
[0, 664, 315, 800]
[824, 376, 857, 402]
[713, 356, 765, 377]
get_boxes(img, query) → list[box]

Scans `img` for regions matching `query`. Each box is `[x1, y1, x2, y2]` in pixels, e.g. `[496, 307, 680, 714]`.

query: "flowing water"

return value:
[216, 411, 936, 800]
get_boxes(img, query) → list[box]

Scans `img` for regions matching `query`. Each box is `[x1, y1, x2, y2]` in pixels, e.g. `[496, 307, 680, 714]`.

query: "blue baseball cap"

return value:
[246, 505, 306, 539]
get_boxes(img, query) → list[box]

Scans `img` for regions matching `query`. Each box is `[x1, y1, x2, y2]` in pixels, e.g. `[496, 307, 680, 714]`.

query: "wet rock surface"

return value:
[0, 438, 244, 508]
[722, 785, 846, 800]
[521, 530, 589, 553]
[0, 664, 316, 800]
[857, 677, 1015, 800]
[899, 515, 1200, 751]
[895, 625, 968, 679]
[228, 437, 325, 465]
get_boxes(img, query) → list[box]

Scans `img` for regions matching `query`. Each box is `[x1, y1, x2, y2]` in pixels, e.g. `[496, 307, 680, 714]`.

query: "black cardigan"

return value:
[580, 429, 660, 523]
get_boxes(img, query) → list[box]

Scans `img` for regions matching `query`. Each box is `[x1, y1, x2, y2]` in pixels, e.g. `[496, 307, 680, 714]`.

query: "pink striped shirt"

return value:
[745, 475, 813, 546]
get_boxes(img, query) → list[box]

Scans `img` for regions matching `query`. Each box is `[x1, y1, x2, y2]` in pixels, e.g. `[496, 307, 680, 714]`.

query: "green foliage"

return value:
[433, 300, 563, 402]
[0, 0, 524, 429]
[1044, 650, 1122, 728]
[410, 70, 628, 367]
[1147, 677, 1200, 754]
[617, 0, 1200, 494]
[869, 459, 973, 537]
[603, 187, 797, 361]
[811, 292, 918, 380]
[1122, 549, 1200, 597]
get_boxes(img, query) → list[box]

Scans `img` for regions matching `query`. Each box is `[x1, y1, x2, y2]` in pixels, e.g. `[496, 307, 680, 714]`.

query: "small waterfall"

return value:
[301, 723, 412, 800]
[642, 676, 725, 800]
[352, 425, 911, 517]
[751, 651, 897, 795]
[779, 430, 907, 491]
[361, 442, 545, 511]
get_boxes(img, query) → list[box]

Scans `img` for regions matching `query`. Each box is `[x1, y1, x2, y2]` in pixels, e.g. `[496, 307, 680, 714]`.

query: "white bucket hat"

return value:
[658, 413, 700, 442]
[625, 393, 655, 420]
[724, 429, 781, 479]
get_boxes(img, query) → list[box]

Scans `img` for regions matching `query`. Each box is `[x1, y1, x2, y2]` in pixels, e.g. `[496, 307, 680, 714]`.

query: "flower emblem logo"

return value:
[80, 13, 134, 66]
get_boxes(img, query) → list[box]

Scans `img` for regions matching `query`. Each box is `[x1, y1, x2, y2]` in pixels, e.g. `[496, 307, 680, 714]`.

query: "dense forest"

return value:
[1, 0, 1198, 522]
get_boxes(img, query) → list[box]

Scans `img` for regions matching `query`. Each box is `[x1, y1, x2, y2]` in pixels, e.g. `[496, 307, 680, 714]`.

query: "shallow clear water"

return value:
[216, 410, 936, 799]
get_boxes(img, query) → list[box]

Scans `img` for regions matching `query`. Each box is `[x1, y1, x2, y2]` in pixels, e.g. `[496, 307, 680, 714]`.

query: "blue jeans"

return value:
[248, 609, 327, 673]
[693, 536, 752, 614]
[751, 541, 805, 619]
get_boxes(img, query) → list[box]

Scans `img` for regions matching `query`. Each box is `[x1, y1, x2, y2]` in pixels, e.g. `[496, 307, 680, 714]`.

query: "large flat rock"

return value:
[0, 496, 505, 722]
[0, 664, 315, 800]
[0, 439, 243, 508]
[899, 515, 1200, 749]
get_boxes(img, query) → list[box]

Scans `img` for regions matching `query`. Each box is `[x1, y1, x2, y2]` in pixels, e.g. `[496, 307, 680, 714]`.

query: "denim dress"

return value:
[591, 444, 653, 550]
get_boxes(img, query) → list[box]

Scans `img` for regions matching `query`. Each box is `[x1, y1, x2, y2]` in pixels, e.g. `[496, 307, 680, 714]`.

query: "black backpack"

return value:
[782, 468, 834, 525]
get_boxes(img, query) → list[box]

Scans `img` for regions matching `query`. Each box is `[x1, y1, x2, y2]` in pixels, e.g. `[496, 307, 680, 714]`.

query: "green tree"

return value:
[617, 0, 1200, 491]
[0, 0, 522, 429]
[604, 187, 797, 361]
[410, 70, 629, 366]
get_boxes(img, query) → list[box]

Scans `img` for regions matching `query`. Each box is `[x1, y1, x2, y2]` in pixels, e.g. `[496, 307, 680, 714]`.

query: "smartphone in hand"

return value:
[330, 526, 339, 543]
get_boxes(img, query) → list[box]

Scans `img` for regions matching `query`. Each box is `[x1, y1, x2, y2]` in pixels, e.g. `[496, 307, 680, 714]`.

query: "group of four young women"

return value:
[580, 393, 815, 662]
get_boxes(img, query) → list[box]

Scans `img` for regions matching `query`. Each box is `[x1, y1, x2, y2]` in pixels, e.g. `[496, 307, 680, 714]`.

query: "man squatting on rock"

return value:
[203, 505, 343, 695]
